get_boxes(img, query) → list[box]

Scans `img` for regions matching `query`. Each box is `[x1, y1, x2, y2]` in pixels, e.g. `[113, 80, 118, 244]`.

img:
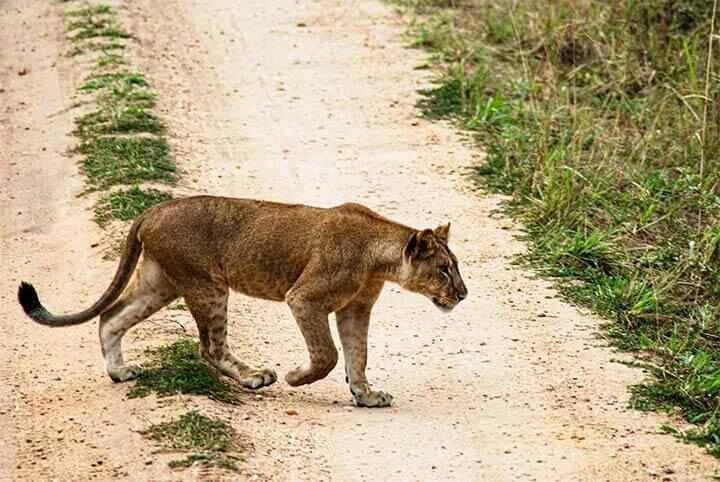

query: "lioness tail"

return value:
[17, 215, 145, 327]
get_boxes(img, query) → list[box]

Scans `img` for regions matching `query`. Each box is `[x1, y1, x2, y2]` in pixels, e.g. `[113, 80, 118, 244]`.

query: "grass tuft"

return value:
[94, 186, 172, 226]
[65, 4, 112, 17]
[65, 5, 131, 42]
[79, 137, 175, 189]
[127, 338, 243, 404]
[96, 53, 126, 68]
[80, 72, 148, 92]
[141, 411, 244, 471]
[67, 41, 125, 57]
[75, 107, 162, 137]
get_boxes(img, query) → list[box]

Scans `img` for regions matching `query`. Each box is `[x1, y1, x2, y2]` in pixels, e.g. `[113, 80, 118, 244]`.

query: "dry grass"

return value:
[395, 0, 720, 457]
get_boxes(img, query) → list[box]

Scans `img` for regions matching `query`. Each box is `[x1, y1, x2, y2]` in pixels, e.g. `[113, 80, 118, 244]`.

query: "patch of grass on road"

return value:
[66, 4, 131, 42]
[75, 73, 161, 137]
[96, 53, 126, 68]
[392, 0, 720, 457]
[128, 338, 243, 405]
[141, 411, 244, 472]
[80, 72, 148, 92]
[95, 186, 172, 226]
[68, 41, 125, 57]
[65, 4, 112, 17]
[64, 3, 177, 224]
[75, 106, 162, 137]
[79, 137, 175, 189]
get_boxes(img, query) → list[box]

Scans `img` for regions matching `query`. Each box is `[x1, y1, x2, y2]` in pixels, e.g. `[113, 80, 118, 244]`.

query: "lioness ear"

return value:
[434, 223, 450, 243]
[404, 229, 436, 260]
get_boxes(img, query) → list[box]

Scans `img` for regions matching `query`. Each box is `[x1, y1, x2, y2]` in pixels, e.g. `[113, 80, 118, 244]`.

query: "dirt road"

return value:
[1, 0, 717, 480]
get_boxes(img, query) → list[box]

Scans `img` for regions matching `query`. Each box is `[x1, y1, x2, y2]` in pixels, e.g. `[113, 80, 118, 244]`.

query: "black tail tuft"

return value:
[18, 281, 42, 316]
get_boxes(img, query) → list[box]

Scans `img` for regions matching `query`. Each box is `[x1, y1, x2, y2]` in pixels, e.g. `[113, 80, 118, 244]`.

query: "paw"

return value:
[285, 361, 334, 387]
[239, 368, 277, 389]
[108, 364, 142, 383]
[351, 385, 394, 408]
[285, 367, 307, 387]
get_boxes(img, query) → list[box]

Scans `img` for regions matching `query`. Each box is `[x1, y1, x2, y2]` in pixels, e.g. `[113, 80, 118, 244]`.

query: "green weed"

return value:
[96, 54, 126, 68]
[94, 186, 172, 226]
[75, 106, 162, 137]
[65, 5, 112, 17]
[79, 137, 175, 189]
[533, 229, 619, 279]
[80, 72, 148, 92]
[69, 24, 131, 42]
[67, 41, 126, 57]
[141, 411, 244, 471]
[127, 338, 243, 404]
[66, 7, 131, 42]
[417, 79, 463, 118]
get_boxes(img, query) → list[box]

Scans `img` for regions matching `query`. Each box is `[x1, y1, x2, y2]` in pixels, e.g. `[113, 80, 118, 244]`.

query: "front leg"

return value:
[336, 282, 392, 408]
[285, 293, 338, 387]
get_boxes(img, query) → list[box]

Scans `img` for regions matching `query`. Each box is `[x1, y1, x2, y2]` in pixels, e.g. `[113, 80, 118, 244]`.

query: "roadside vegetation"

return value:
[391, 0, 720, 456]
[95, 186, 173, 226]
[64, 1, 174, 225]
[128, 338, 244, 405]
[141, 411, 245, 472]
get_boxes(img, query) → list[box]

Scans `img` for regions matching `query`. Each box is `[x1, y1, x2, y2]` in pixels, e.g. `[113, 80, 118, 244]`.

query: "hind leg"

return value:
[184, 288, 276, 389]
[100, 256, 178, 382]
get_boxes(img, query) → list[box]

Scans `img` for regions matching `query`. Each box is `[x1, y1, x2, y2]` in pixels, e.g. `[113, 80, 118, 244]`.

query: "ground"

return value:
[0, 0, 717, 480]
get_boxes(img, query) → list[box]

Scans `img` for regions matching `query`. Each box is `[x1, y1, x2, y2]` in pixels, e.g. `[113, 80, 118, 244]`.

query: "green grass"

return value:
[95, 186, 172, 226]
[79, 137, 175, 189]
[127, 338, 243, 405]
[141, 411, 243, 472]
[67, 41, 125, 57]
[75, 74, 159, 137]
[96, 53, 126, 68]
[65, 5, 131, 42]
[65, 4, 112, 17]
[68, 20, 131, 42]
[65, 3, 176, 205]
[394, 0, 720, 457]
[80, 72, 148, 92]
[74, 107, 162, 137]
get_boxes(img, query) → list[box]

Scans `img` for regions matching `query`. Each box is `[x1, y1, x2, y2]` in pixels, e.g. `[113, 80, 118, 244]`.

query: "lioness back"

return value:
[137, 196, 394, 300]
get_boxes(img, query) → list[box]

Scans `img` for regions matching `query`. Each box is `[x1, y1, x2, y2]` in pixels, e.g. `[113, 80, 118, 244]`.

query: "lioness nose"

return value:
[458, 290, 467, 301]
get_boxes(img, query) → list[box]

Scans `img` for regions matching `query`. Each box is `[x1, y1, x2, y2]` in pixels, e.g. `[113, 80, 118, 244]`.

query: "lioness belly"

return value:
[228, 269, 295, 302]
[224, 244, 311, 302]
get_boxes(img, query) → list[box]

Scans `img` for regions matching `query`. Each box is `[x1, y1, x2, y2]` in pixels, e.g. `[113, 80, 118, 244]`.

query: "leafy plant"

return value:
[141, 411, 245, 471]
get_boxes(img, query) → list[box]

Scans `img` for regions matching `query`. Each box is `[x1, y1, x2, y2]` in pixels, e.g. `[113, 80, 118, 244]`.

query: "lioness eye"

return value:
[440, 266, 450, 281]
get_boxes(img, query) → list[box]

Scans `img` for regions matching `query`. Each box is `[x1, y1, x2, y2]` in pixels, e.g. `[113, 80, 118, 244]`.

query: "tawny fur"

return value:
[18, 196, 467, 407]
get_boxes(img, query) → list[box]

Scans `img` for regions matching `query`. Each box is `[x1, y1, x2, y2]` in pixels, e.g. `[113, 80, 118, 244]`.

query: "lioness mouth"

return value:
[432, 297, 453, 311]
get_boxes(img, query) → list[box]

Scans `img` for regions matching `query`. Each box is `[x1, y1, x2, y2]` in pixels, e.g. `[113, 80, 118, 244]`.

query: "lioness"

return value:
[18, 196, 467, 407]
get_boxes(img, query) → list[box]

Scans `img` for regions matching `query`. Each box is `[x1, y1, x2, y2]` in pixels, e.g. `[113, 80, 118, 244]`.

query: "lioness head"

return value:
[399, 223, 468, 311]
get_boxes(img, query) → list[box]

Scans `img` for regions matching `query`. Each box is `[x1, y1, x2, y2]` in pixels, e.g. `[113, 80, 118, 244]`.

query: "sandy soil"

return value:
[1, 0, 718, 480]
